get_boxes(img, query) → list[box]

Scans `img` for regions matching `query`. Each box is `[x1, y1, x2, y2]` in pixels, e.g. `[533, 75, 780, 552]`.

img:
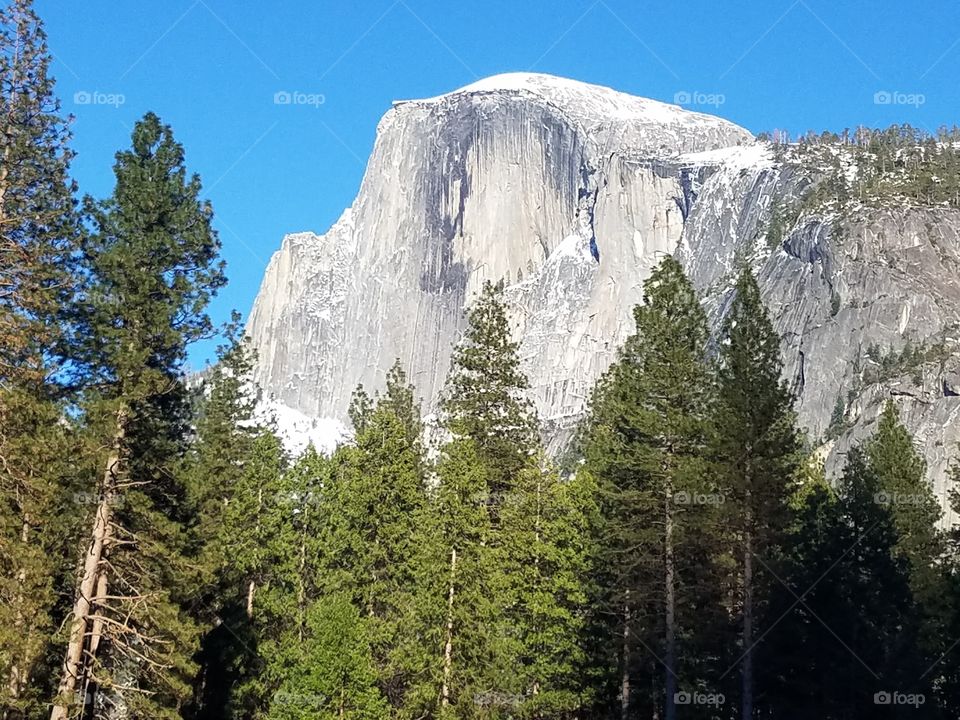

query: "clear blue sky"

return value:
[39, 0, 960, 367]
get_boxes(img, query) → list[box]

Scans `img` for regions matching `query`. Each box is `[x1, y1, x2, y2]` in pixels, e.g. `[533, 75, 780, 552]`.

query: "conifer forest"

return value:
[3, 2, 960, 719]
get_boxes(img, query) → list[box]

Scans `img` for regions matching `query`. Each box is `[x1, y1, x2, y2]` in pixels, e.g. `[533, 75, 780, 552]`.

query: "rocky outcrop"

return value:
[246, 72, 960, 523]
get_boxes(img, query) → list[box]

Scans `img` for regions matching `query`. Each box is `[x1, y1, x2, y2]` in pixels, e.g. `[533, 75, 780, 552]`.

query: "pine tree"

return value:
[580, 256, 716, 720]
[765, 445, 937, 719]
[0, 2, 81, 714]
[266, 596, 388, 720]
[495, 459, 600, 718]
[320, 375, 427, 709]
[50, 113, 225, 720]
[378, 360, 423, 451]
[834, 448, 930, 718]
[441, 280, 537, 498]
[713, 266, 801, 719]
[0, 387, 80, 719]
[865, 402, 945, 607]
[220, 431, 290, 719]
[0, 0, 78, 384]
[181, 325, 268, 720]
[403, 439, 496, 720]
[761, 458, 852, 719]
[941, 460, 960, 715]
[864, 402, 951, 710]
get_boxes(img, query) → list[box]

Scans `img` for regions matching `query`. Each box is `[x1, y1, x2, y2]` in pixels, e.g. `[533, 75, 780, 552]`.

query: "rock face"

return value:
[246, 72, 960, 523]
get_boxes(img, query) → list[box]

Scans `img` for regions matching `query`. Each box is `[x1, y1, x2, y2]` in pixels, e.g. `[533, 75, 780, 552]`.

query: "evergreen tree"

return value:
[940, 460, 960, 715]
[864, 402, 951, 712]
[181, 327, 269, 720]
[765, 446, 937, 719]
[266, 596, 388, 720]
[580, 256, 717, 720]
[50, 112, 225, 720]
[833, 448, 931, 718]
[761, 459, 852, 719]
[403, 439, 496, 720]
[865, 402, 945, 609]
[0, 2, 81, 714]
[495, 460, 599, 718]
[231, 443, 331, 719]
[0, 387, 79, 719]
[0, 0, 78, 384]
[713, 266, 801, 719]
[378, 360, 423, 451]
[219, 431, 289, 719]
[320, 379, 427, 709]
[441, 280, 537, 497]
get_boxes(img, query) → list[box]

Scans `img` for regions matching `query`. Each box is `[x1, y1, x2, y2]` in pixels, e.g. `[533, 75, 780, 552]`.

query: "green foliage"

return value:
[403, 438, 498, 719]
[826, 393, 846, 440]
[0, 4, 84, 709]
[579, 256, 719, 717]
[441, 280, 538, 495]
[320, 396, 427, 708]
[266, 596, 388, 720]
[774, 124, 960, 215]
[0, 0, 80, 386]
[713, 266, 803, 715]
[50, 112, 226, 719]
[73, 111, 226, 396]
[494, 461, 600, 717]
[865, 403, 946, 607]
[3, 4, 959, 716]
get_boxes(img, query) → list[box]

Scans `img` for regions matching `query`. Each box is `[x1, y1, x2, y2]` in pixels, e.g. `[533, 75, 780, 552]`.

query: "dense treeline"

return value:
[3, 2, 960, 719]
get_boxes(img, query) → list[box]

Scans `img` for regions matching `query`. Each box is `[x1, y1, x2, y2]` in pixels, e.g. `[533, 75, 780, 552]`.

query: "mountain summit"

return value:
[247, 74, 960, 521]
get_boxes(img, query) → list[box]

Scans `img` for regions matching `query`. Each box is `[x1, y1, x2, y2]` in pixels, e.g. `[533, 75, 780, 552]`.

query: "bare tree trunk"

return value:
[246, 579, 256, 620]
[440, 547, 457, 710]
[742, 516, 754, 720]
[6, 516, 29, 717]
[620, 592, 630, 720]
[297, 535, 306, 642]
[2, 27, 26, 709]
[51, 410, 125, 720]
[664, 484, 676, 720]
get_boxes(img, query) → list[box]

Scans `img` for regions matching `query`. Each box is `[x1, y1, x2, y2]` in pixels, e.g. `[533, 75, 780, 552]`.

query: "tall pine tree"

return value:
[51, 112, 225, 720]
[441, 280, 537, 497]
[0, 2, 81, 714]
[580, 256, 717, 720]
[713, 266, 801, 719]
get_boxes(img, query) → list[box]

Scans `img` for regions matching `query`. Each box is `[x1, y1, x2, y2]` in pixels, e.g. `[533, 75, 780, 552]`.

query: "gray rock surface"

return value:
[246, 72, 960, 523]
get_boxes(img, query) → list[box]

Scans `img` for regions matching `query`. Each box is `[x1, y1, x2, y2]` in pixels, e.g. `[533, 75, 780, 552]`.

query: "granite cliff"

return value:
[246, 73, 960, 523]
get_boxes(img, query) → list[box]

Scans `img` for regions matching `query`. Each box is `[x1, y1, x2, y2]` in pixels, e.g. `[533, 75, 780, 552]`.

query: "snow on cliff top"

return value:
[407, 72, 751, 136]
[677, 143, 775, 170]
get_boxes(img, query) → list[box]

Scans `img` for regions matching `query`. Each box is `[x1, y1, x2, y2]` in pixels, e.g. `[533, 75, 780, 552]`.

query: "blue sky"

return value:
[39, 0, 960, 367]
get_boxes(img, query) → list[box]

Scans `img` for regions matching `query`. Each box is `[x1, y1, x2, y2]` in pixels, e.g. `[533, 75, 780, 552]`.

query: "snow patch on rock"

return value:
[258, 400, 348, 457]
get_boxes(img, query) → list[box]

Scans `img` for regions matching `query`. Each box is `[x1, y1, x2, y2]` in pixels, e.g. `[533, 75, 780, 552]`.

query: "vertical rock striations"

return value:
[247, 73, 960, 521]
